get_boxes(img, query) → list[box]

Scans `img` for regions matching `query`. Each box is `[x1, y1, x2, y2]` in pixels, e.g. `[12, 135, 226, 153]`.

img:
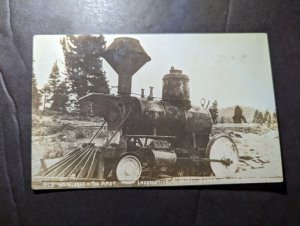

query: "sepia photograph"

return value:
[31, 34, 283, 189]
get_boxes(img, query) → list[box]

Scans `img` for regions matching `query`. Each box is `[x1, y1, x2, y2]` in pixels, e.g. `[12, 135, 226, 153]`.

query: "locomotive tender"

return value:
[39, 37, 239, 184]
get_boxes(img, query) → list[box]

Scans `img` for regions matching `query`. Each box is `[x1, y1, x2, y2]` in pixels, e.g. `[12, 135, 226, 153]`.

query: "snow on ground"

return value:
[213, 124, 282, 178]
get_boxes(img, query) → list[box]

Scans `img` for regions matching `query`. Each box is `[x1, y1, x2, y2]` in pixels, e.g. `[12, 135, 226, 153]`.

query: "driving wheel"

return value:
[206, 135, 239, 177]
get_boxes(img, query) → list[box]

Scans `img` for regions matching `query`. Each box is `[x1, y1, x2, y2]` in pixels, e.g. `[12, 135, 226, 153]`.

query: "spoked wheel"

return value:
[206, 135, 239, 177]
[115, 155, 142, 184]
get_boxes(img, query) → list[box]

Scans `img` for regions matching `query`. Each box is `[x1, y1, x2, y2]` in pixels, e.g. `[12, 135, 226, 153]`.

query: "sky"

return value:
[33, 33, 276, 111]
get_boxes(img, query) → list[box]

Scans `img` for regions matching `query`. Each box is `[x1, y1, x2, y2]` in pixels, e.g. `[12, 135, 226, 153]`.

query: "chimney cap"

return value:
[103, 37, 151, 76]
[163, 67, 189, 80]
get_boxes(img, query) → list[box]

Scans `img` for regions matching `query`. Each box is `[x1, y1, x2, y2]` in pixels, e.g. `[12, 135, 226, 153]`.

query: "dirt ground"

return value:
[32, 112, 107, 173]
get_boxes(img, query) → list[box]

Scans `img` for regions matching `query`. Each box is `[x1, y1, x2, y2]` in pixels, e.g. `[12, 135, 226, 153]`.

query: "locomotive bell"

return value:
[102, 37, 151, 96]
[162, 67, 191, 110]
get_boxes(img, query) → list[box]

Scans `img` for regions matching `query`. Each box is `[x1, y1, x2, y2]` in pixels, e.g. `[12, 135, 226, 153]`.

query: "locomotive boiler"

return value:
[38, 37, 239, 184]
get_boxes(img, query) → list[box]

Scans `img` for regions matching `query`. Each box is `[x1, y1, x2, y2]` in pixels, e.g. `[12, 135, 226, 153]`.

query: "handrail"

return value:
[102, 109, 132, 148]
[88, 120, 107, 144]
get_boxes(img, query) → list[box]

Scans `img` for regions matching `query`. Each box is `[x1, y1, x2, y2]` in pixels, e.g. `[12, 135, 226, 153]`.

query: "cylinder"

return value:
[151, 150, 177, 167]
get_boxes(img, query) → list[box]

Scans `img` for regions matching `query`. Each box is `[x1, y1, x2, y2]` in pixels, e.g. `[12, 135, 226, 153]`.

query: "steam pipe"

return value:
[148, 86, 154, 100]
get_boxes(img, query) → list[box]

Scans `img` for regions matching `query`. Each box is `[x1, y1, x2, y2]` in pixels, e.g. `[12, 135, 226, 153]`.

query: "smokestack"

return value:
[102, 38, 151, 96]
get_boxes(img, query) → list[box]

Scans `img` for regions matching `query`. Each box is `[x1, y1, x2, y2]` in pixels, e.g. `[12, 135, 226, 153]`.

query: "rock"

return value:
[239, 155, 254, 160]
[257, 158, 270, 163]
[243, 160, 264, 169]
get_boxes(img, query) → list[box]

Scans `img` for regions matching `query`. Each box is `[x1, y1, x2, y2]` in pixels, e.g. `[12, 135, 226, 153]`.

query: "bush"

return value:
[75, 130, 86, 139]
[43, 149, 64, 159]
[57, 134, 66, 141]
[48, 127, 59, 135]
[58, 123, 73, 131]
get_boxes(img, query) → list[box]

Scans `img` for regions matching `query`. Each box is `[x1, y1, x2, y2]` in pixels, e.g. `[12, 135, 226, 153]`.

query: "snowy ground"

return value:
[213, 123, 282, 179]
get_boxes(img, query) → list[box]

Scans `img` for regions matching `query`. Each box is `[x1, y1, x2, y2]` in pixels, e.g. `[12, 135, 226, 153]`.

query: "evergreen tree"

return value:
[209, 100, 218, 124]
[51, 79, 69, 112]
[263, 110, 271, 123]
[42, 61, 67, 111]
[272, 112, 277, 123]
[60, 35, 109, 99]
[42, 61, 60, 100]
[252, 109, 259, 123]
[48, 61, 60, 94]
[32, 72, 42, 110]
[232, 105, 247, 123]
[256, 111, 264, 124]
[267, 113, 272, 127]
[220, 116, 225, 124]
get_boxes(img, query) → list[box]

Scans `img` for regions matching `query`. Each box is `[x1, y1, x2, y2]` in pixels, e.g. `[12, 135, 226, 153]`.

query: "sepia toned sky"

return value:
[33, 34, 276, 111]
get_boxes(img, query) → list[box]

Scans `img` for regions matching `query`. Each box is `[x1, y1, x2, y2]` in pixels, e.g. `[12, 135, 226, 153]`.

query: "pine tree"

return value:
[60, 35, 109, 99]
[267, 113, 272, 127]
[232, 105, 247, 123]
[209, 100, 218, 124]
[263, 110, 271, 124]
[42, 61, 62, 111]
[253, 109, 259, 123]
[256, 111, 264, 124]
[51, 79, 69, 112]
[48, 61, 60, 94]
[272, 112, 277, 123]
[32, 72, 41, 110]
[220, 116, 225, 124]
[42, 61, 60, 98]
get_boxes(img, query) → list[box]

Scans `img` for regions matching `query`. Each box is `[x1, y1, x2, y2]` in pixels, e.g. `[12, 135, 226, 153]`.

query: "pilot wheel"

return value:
[115, 154, 142, 184]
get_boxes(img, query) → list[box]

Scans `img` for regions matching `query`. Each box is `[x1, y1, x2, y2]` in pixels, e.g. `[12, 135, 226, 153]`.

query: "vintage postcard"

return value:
[32, 34, 283, 189]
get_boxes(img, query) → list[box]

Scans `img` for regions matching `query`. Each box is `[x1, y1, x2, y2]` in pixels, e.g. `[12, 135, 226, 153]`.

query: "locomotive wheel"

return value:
[206, 135, 239, 177]
[115, 155, 142, 184]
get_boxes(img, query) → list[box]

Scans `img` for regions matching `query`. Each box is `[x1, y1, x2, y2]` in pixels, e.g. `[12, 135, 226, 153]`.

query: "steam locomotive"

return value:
[38, 37, 239, 184]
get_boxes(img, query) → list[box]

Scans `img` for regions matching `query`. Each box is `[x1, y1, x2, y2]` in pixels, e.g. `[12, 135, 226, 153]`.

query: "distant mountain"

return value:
[218, 106, 257, 123]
